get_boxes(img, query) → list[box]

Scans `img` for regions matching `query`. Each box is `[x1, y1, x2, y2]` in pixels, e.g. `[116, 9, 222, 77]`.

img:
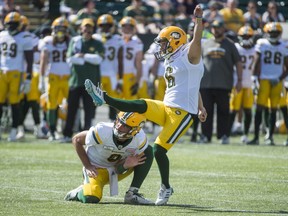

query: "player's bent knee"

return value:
[153, 144, 167, 158]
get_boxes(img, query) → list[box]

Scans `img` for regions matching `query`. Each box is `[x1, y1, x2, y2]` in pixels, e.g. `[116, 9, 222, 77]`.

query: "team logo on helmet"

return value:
[171, 32, 181, 39]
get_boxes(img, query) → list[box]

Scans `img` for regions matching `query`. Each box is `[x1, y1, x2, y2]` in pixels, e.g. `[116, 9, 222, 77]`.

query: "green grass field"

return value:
[0, 134, 287, 216]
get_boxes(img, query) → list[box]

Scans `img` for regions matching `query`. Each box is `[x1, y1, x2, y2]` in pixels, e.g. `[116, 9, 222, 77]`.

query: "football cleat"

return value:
[85, 79, 106, 106]
[155, 184, 174, 205]
[264, 138, 275, 146]
[124, 190, 154, 205]
[246, 138, 259, 145]
[64, 185, 82, 201]
[241, 135, 248, 144]
[7, 128, 17, 142]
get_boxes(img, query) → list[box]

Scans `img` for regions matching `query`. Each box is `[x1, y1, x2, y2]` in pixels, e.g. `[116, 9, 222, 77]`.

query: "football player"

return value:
[229, 25, 256, 144]
[39, 17, 70, 141]
[247, 22, 288, 145]
[0, 12, 34, 141]
[64, 112, 153, 205]
[16, 15, 44, 140]
[85, 5, 207, 205]
[118, 16, 143, 99]
[93, 14, 124, 120]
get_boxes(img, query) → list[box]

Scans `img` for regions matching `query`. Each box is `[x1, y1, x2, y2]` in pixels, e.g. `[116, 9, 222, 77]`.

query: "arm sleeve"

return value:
[83, 53, 103, 65]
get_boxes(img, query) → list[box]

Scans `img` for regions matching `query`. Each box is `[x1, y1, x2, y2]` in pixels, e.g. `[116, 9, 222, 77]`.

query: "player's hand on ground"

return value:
[124, 154, 146, 169]
[198, 107, 207, 122]
[85, 165, 98, 178]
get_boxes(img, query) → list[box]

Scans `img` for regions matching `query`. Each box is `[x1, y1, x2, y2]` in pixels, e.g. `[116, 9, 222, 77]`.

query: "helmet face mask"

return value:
[5, 22, 20, 35]
[263, 22, 282, 44]
[51, 17, 69, 41]
[119, 16, 136, 38]
[4, 12, 21, 35]
[154, 26, 187, 60]
[97, 14, 115, 37]
[113, 112, 146, 141]
[237, 26, 254, 48]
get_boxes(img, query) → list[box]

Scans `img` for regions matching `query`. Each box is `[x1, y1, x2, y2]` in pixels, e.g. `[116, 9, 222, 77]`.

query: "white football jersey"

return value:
[255, 38, 288, 79]
[40, 35, 70, 76]
[93, 34, 124, 77]
[0, 30, 34, 71]
[85, 122, 148, 168]
[235, 43, 256, 88]
[163, 44, 204, 114]
[123, 35, 143, 74]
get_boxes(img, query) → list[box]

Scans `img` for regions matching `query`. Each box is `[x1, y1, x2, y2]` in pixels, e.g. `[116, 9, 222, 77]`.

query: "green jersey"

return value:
[67, 35, 104, 87]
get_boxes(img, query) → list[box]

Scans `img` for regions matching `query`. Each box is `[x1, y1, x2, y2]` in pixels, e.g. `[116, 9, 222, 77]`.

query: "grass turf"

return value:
[0, 134, 287, 216]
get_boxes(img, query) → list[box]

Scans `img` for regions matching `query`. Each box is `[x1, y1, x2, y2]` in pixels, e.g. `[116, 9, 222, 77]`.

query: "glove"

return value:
[116, 79, 123, 94]
[251, 76, 259, 96]
[38, 76, 46, 93]
[269, 78, 280, 87]
[130, 82, 139, 96]
[20, 79, 31, 94]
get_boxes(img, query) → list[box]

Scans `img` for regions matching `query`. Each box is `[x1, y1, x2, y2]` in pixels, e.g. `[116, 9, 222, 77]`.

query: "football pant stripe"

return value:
[167, 113, 193, 143]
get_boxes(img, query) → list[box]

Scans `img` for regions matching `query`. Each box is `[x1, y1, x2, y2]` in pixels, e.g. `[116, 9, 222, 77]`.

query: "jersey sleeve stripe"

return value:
[138, 137, 148, 151]
[93, 129, 102, 144]
[167, 113, 193, 143]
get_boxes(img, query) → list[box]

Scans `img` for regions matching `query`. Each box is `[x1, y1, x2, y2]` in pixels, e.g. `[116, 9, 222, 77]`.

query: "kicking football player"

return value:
[0, 12, 34, 141]
[229, 25, 256, 144]
[247, 22, 288, 145]
[39, 17, 70, 141]
[85, 5, 207, 205]
[64, 112, 153, 205]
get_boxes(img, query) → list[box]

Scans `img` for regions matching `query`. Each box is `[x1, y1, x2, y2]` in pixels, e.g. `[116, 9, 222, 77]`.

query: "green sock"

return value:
[104, 94, 147, 113]
[47, 109, 57, 132]
[130, 145, 153, 188]
[77, 189, 100, 204]
[153, 144, 170, 188]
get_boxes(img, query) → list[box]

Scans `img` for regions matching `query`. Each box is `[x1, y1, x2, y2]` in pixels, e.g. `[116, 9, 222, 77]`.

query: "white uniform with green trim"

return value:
[85, 122, 148, 168]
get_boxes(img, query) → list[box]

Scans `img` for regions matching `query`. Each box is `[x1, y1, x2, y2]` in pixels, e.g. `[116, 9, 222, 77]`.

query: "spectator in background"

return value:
[63, 0, 82, 14]
[244, 0, 262, 32]
[219, 0, 245, 35]
[47, 0, 61, 23]
[77, 0, 99, 25]
[31, 0, 45, 11]
[262, 1, 285, 25]
[123, 0, 150, 33]
[61, 18, 104, 143]
[183, 0, 198, 17]
[203, 0, 223, 28]
[200, 19, 242, 144]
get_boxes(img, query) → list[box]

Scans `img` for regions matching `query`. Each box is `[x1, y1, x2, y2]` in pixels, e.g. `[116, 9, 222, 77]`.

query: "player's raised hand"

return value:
[194, 4, 203, 18]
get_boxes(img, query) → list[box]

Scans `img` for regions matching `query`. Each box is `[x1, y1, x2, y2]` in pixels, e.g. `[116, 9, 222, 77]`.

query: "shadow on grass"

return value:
[99, 202, 288, 214]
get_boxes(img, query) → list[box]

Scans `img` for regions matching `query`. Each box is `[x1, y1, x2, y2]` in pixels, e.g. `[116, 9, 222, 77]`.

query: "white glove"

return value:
[20, 79, 31, 94]
[38, 76, 46, 93]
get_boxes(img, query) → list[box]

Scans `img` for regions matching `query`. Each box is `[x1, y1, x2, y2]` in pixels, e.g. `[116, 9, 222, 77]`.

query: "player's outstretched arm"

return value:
[188, 5, 203, 65]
